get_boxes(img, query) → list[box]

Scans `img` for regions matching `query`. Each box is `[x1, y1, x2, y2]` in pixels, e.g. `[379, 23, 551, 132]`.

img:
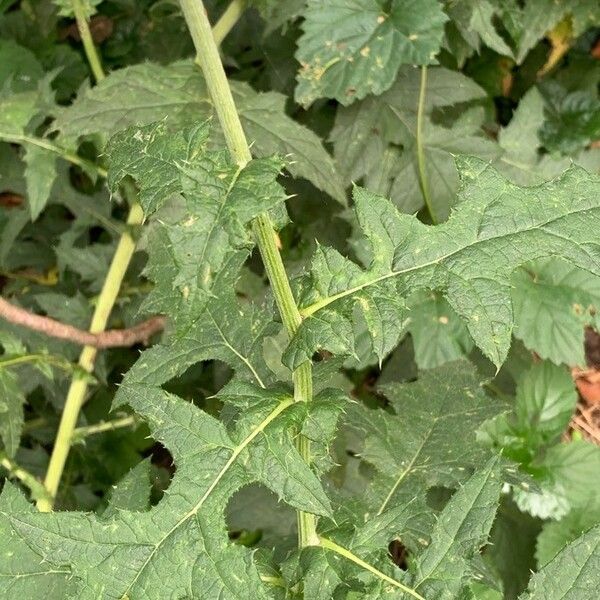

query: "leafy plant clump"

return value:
[1, 0, 600, 598]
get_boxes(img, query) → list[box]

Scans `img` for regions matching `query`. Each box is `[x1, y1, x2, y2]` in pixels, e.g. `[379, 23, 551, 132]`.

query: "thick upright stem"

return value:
[416, 65, 437, 224]
[179, 0, 318, 547]
[71, 0, 105, 83]
[36, 202, 144, 512]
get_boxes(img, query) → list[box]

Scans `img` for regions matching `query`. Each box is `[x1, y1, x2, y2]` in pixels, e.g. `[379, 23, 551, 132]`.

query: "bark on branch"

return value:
[0, 297, 165, 348]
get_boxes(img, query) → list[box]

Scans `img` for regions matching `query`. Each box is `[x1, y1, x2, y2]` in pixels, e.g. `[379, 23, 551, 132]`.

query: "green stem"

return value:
[416, 65, 436, 224]
[0, 132, 107, 178]
[72, 415, 138, 440]
[36, 201, 144, 512]
[212, 0, 246, 46]
[0, 353, 80, 374]
[71, 0, 105, 83]
[179, 0, 318, 547]
[318, 537, 426, 600]
[0, 451, 53, 504]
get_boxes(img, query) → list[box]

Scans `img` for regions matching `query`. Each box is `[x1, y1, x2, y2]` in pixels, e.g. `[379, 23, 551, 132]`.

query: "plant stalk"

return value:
[71, 0, 105, 83]
[179, 0, 318, 547]
[416, 65, 436, 224]
[212, 0, 246, 46]
[0, 451, 53, 504]
[36, 201, 143, 512]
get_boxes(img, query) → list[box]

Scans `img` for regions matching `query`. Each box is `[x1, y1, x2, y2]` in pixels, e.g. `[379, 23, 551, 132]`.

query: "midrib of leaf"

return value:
[553, 537, 600, 600]
[318, 537, 425, 600]
[376, 427, 434, 516]
[207, 310, 267, 388]
[414, 465, 496, 591]
[122, 395, 294, 595]
[300, 204, 598, 318]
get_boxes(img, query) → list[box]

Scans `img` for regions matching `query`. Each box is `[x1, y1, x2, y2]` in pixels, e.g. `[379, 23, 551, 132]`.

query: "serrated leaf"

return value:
[331, 65, 498, 220]
[52, 0, 101, 19]
[520, 525, 600, 599]
[349, 362, 502, 517]
[53, 61, 345, 203]
[7, 387, 331, 598]
[411, 457, 503, 598]
[539, 82, 600, 156]
[295, 0, 447, 106]
[512, 259, 600, 365]
[536, 501, 600, 567]
[108, 121, 286, 332]
[0, 483, 74, 599]
[286, 159, 600, 369]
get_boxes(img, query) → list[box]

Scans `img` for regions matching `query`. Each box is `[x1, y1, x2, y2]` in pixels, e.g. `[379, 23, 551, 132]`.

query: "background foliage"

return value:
[1, 0, 600, 598]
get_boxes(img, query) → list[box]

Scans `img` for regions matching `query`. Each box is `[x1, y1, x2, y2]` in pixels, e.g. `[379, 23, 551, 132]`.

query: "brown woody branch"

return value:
[0, 297, 165, 348]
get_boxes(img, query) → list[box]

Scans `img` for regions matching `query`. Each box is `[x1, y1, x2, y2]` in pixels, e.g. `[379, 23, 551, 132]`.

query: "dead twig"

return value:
[0, 296, 165, 348]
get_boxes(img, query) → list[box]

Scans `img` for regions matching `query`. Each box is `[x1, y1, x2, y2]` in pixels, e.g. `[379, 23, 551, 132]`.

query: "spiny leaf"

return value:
[285, 159, 600, 369]
[7, 387, 331, 599]
[52, 61, 346, 203]
[520, 524, 600, 599]
[348, 361, 503, 520]
[295, 0, 447, 106]
[411, 456, 504, 597]
[107, 121, 286, 331]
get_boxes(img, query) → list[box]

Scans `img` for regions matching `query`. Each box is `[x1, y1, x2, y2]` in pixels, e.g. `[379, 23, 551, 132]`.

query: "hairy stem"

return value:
[72, 415, 139, 440]
[179, 0, 318, 547]
[0, 451, 53, 504]
[36, 201, 144, 512]
[318, 537, 426, 600]
[416, 65, 436, 224]
[71, 0, 105, 83]
[212, 0, 246, 46]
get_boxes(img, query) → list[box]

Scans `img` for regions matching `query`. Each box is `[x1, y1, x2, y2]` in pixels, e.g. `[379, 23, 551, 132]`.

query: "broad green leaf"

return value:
[102, 458, 152, 519]
[512, 258, 600, 365]
[0, 369, 24, 457]
[411, 457, 503, 597]
[520, 525, 600, 599]
[539, 82, 600, 156]
[331, 65, 498, 220]
[514, 361, 577, 446]
[23, 143, 57, 220]
[53, 62, 345, 203]
[348, 362, 502, 517]
[406, 290, 473, 368]
[295, 0, 447, 106]
[7, 387, 331, 599]
[0, 483, 74, 599]
[0, 40, 43, 91]
[285, 159, 600, 369]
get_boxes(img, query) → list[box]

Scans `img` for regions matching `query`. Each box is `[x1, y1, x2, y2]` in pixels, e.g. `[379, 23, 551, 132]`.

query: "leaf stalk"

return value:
[416, 65, 436, 224]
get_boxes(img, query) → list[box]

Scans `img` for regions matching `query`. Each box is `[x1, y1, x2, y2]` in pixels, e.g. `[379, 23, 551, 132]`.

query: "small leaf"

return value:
[23, 144, 57, 220]
[295, 0, 448, 106]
